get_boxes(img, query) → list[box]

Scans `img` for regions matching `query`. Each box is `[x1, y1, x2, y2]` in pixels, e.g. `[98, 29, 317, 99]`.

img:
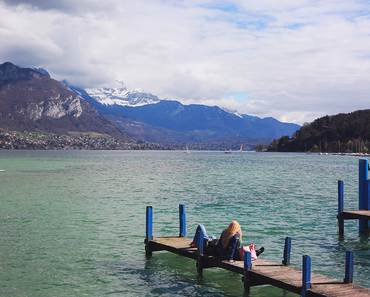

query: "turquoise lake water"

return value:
[0, 150, 369, 296]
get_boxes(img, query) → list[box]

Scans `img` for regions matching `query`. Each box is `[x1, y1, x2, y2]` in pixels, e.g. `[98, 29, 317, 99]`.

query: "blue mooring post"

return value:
[282, 237, 291, 266]
[302, 255, 311, 297]
[179, 204, 186, 237]
[338, 180, 344, 235]
[196, 230, 204, 275]
[344, 251, 354, 284]
[359, 158, 369, 233]
[243, 251, 252, 291]
[197, 230, 204, 255]
[368, 179, 370, 211]
[145, 206, 153, 256]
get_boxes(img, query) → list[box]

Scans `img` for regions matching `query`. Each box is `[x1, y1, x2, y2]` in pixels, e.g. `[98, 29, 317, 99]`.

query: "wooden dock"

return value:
[145, 205, 370, 296]
[145, 159, 370, 295]
[340, 210, 370, 221]
[147, 236, 370, 297]
[337, 174, 370, 234]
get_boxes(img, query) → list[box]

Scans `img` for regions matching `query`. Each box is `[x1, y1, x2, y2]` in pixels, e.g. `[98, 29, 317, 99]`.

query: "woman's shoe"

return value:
[256, 247, 264, 256]
[190, 242, 197, 248]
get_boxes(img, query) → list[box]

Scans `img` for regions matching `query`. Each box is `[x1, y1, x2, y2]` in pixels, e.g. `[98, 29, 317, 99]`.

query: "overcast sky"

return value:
[1, 0, 369, 125]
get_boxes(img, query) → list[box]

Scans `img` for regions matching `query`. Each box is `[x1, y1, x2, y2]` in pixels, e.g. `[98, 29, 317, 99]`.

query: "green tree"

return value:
[267, 139, 278, 151]
[254, 143, 264, 152]
[311, 144, 319, 152]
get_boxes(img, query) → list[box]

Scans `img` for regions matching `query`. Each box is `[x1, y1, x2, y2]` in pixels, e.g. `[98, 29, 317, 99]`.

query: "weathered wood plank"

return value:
[149, 236, 370, 297]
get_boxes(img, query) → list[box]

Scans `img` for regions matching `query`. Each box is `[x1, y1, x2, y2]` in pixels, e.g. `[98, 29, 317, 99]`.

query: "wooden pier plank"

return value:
[150, 236, 370, 297]
[341, 210, 370, 220]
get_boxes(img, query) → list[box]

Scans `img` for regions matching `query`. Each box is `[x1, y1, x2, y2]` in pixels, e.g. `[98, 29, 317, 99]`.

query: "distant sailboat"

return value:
[239, 145, 243, 153]
[184, 145, 190, 153]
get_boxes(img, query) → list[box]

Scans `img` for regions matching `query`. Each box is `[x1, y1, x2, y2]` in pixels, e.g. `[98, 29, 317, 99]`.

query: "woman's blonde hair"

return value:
[221, 221, 242, 249]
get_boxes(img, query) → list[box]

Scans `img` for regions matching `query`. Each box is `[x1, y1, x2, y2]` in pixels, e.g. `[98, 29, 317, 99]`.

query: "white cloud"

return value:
[1, 0, 370, 125]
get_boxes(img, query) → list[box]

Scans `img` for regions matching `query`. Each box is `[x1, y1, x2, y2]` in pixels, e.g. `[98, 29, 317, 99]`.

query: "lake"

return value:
[0, 150, 369, 296]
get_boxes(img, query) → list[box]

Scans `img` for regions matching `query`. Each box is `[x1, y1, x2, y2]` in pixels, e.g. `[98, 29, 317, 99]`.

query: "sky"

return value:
[1, 0, 370, 125]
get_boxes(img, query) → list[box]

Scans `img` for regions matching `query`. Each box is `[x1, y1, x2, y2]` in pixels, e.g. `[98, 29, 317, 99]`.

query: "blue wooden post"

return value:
[368, 179, 370, 212]
[338, 180, 344, 235]
[243, 251, 252, 290]
[282, 237, 291, 266]
[197, 230, 204, 256]
[146, 206, 153, 256]
[359, 159, 369, 232]
[179, 204, 186, 237]
[344, 251, 354, 284]
[302, 255, 311, 297]
[196, 230, 204, 275]
[245, 251, 252, 271]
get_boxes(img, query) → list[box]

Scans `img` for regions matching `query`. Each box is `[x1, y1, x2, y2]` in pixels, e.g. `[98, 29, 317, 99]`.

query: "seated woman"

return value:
[192, 221, 264, 263]
[218, 221, 242, 263]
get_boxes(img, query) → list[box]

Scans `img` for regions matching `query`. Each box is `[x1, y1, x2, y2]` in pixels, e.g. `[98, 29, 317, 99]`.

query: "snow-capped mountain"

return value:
[84, 81, 160, 107]
[63, 78, 300, 143]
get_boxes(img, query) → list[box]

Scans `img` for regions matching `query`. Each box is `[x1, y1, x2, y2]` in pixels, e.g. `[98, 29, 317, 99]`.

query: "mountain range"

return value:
[0, 62, 300, 148]
[67, 83, 300, 144]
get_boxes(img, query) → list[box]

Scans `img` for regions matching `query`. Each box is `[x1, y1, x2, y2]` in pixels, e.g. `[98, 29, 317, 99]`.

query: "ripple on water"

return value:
[0, 151, 367, 295]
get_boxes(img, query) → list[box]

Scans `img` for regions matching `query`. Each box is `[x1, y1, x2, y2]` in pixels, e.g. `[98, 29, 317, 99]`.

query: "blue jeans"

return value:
[192, 224, 217, 245]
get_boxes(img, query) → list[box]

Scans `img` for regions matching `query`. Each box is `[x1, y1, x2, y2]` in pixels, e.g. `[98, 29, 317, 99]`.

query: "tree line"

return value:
[267, 109, 370, 153]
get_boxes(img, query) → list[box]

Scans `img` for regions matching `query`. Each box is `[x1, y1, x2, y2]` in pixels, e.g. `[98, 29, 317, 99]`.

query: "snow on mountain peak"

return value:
[85, 83, 160, 107]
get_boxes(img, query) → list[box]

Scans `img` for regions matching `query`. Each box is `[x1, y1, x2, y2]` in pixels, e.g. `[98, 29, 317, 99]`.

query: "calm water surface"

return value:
[0, 150, 369, 296]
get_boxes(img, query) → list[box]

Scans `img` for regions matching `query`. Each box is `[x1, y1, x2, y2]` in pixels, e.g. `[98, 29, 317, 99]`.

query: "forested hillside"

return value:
[269, 109, 370, 153]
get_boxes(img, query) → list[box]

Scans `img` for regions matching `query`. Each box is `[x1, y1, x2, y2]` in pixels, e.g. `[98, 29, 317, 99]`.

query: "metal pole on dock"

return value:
[338, 180, 344, 235]
[344, 251, 354, 284]
[243, 251, 252, 291]
[179, 204, 186, 237]
[282, 237, 291, 266]
[302, 255, 311, 297]
[196, 230, 204, 275]
[359, 158, 369, 232]
[146, 206, 153, 256]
